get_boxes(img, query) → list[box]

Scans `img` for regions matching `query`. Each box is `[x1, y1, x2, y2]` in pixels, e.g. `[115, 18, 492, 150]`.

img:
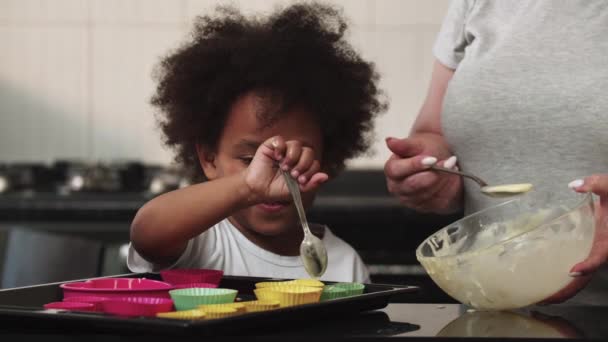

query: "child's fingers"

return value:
[290, 147, 315, 179]
[262, 135, 286, 161]
[281, 141, 303, 171]
[297, 160, 321, 184]
[300, 172, 329, 192]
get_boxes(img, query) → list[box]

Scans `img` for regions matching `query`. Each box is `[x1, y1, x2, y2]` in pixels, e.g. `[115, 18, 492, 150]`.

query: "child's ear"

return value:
[196, 144, 218, 180]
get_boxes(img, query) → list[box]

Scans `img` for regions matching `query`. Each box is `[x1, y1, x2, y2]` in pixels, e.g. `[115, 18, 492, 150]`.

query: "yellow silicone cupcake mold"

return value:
[204, 306, 240, 319]
[156, 309, 207, 320]
[254, 286, 322, 307]
[243, 300, 281, 312]
[255, 281, 288, 289]
[198, 302, 246, 314]
[254, 288, 280, 302]
[284, 279, 325, 287]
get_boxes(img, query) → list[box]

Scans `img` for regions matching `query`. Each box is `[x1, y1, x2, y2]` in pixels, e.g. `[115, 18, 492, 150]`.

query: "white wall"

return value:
[0, 0, 449, 168]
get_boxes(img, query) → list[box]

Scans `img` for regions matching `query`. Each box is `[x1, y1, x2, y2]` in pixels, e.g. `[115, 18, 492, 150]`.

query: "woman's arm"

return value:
[384, 60, 464, 214]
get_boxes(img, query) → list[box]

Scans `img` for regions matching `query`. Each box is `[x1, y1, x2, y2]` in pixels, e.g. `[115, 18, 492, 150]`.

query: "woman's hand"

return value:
[244, 135, 328, 202]
[540, 174, 608, 304]
[384, 133, 463, 214]
[568, 174, 608, 275]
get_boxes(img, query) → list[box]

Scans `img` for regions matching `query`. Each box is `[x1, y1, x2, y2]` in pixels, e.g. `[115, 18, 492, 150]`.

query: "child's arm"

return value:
[130, 135, 328, 266]
[130, 173, 254, 266]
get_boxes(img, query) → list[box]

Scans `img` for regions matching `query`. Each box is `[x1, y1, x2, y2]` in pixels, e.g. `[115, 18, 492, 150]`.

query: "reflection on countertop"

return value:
[235, 303, 606, 340]
[437, 309, 581, 338]
[380, 303, 599, 339]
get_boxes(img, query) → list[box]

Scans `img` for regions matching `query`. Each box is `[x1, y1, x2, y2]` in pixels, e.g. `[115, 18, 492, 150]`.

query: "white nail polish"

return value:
[444, 156, 458, 169]
[569, 272, 582, 277]
[421, 157, 438, 166]
[568, 179, 584, 189]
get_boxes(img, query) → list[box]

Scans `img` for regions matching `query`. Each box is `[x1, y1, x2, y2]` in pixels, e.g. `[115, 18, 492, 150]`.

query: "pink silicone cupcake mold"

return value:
[101, 297, 174, 317]
[63, 296, 109, 311]
[160, 269, 223, 286]
[61, 278, 173, 299]
[44, 301, 95, 312]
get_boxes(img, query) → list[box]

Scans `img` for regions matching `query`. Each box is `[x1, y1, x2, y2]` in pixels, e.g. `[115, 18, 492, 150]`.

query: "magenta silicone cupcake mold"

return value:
[63, 296, 109, 312]
[44, 301, 95, 312]
[173, 282, 218, 289]
[61, 278, 174, 299]
[160, 269, 223, 286]
[101, 297, 174, 317]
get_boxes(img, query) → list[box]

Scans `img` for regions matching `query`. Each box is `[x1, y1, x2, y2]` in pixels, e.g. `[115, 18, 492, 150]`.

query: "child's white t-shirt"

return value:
[127, 219, 370, 283]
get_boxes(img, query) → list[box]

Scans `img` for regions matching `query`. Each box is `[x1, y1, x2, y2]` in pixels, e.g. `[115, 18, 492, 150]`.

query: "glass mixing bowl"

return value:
[416, 189, 595, 310]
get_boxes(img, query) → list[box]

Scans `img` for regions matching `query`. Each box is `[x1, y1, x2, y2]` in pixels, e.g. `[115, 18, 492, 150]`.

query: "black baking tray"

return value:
[0, 273, 418, 336]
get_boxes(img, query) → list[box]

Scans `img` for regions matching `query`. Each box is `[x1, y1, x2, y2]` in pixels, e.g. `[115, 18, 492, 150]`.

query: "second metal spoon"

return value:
[429, 165, 533, 197]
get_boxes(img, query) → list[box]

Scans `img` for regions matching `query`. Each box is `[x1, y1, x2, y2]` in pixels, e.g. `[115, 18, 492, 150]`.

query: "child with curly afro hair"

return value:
[128, 2, 387, 282]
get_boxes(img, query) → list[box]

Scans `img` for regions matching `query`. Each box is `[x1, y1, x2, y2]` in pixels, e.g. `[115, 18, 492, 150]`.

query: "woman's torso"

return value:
[441, 0, 608, 214]
[440, 0, 608, 305]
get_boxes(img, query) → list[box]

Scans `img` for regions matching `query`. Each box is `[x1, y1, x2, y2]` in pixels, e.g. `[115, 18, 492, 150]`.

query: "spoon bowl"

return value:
[481, 183, 534, 197]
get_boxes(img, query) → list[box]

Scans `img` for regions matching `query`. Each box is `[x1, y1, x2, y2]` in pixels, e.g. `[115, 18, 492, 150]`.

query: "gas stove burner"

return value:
[0, 174, 8, 193]
[65, 163, 121, 192]
[146, 165, 190, 195]
[0, 160, 189, 195]
[57, 160, 149, 194]
[0, 163, 56, 193]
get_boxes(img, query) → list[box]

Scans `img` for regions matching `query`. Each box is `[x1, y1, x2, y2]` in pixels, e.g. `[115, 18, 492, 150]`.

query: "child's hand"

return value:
[244, 136, 329, 202]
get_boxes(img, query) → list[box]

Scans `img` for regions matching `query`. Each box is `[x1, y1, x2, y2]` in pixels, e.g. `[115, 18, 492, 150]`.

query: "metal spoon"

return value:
[281, 169, 328, 278]
[429, 165, 533, 197]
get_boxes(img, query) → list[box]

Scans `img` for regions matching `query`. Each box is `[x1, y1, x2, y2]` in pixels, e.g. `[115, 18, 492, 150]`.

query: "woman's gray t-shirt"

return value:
[435, 0, 608, 305]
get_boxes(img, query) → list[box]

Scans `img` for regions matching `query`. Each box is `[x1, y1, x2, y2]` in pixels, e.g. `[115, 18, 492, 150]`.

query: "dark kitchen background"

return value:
[0, 0, 459, 302]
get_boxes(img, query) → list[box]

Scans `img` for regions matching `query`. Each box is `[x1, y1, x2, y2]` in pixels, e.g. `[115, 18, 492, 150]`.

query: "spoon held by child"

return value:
[281, 169, 328, 278]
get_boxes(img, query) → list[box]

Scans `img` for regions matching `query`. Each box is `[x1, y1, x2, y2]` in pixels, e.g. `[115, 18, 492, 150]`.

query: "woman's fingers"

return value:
[569, 174, 608, 196]
[568, 174, 608, 276]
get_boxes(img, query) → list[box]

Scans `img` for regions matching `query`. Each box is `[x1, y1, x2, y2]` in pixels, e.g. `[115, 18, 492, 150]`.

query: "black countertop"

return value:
[1, 303, 606, 341]
[256, 303, 607, 340]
